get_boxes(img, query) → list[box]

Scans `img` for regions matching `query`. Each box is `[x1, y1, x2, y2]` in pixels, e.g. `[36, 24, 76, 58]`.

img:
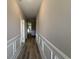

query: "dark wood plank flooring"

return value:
[17, 37, 42, 59]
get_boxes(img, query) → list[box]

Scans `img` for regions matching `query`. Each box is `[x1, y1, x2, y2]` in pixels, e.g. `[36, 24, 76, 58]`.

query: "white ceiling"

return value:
[18, 0, 42, 18]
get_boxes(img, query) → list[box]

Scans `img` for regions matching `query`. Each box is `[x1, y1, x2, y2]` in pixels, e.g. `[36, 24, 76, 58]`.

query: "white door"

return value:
[20, 18, 25, 46]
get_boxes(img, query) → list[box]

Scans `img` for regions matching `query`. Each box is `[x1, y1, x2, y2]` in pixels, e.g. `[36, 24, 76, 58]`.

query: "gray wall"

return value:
[7, 0, 22, 40]
[36, 0, 71, 57]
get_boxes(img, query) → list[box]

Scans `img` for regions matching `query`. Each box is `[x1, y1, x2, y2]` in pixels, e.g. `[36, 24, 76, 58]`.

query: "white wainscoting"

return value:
[36, 33, 70, 59]
[7, 34, 22, 59]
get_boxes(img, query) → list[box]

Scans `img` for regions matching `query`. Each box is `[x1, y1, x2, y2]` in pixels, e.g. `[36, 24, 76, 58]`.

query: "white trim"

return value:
[11, 47, 22, 59]
[51, 51, 53, 59]
[38, 36, 40, 44]
[42, 40, 44, 52]
[44, 40, 53, 59]
[36, 38, 46, 59]
[54, 55, 59, 59]
[7, 34, 20, 45]
[37, 33, 70, 59]
[7, 34, 21, 59]
[14, 41, 16, 52]
[44, 41, 52, 53]
[13, 43, 15, 56]
[20, 18, 25, 44]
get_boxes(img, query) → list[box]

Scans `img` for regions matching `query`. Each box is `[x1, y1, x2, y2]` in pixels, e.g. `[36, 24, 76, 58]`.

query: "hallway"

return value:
[7, 0, 71, 59]
[17, 36, 42, 59]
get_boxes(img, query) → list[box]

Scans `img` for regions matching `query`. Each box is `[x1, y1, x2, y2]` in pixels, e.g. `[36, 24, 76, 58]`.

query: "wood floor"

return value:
[17, 37, 42, 59]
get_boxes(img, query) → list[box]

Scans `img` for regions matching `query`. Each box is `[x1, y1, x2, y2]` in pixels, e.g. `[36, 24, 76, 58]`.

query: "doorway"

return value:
[27, 18, 36, 38]
[20, 17, 25, 46]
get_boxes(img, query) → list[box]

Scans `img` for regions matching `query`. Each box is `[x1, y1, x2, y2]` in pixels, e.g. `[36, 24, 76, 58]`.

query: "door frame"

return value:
[20, 17, 25, 46]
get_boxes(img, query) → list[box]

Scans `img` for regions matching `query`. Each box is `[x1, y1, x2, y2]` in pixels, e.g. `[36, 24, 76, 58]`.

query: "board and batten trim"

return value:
[36, 34, 46, 59]
[36, 33, 70, 59]
[7, 34, 21, 59]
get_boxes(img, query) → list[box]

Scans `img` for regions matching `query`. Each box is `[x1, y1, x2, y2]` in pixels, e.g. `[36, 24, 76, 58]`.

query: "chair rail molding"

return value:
[36, 33, 70, 59]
